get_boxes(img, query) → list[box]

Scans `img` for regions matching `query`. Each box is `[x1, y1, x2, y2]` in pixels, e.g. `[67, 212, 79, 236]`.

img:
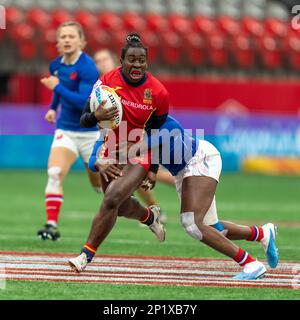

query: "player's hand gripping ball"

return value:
[90, 81, 123, 129]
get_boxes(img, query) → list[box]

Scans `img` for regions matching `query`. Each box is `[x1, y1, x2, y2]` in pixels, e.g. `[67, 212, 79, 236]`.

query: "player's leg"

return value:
[86, 164, 146, 248]
[203, 194, 278, 269]
[69, 163, 147, 271]
[96, 170, 152, 223]
[117, 195, 166, 241]
[202, 185, 278, 269]
[38, 141, 77, 240]
[136, 188, 157, 206]
[136, 188, 168, 223]
[180, 176, 240, 257]
[180, 176, 266, 280]
[218, 221, 256, 240]
[199, 197, 261, 241]
[217, 220, 278, 268]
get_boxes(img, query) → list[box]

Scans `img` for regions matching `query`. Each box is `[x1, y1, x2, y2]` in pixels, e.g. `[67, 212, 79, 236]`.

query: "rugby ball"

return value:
[90, 81, 122, 129]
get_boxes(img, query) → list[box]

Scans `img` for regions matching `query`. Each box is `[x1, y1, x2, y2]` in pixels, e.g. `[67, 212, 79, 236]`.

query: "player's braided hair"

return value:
[121, 32, 148, 59]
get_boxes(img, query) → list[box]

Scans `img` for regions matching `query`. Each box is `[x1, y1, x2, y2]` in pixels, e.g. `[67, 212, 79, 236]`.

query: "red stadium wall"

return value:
[161, 77, 300, 115]
[2, 75, 300, 115]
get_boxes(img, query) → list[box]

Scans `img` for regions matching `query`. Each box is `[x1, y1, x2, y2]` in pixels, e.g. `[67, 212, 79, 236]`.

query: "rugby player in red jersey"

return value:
[93, 48, 174, 223]
[69, 33, 169, 271]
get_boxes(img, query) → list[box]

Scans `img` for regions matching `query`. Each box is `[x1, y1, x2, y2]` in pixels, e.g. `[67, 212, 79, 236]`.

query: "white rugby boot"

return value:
[260, 223, 279, 269]
[233, 260, 267, 280]
[68, 253, 88, 273]
[148, 205, 166, 242]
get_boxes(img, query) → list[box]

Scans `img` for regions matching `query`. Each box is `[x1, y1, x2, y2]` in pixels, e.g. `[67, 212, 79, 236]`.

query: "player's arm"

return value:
[88, 134, 122, 181]
[142, 89, 169, 158]
[80, 98, 119, 128]
[54, 76, 97, 111]
[139, 88, 170, 186]
[54, 62, 99, 111]
[150, 88, 170, 129]
[80, 98, 99, 128]
[143, 87, 169, 149]
[49, 91, 60, 111]
[88, 137, 104, 172]
[44, 91, 60, 124]
[42, 61, 60, 123]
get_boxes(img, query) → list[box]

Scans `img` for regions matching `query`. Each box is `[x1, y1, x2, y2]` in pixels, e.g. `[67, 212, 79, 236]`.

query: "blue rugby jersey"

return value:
[88, 116, 199, 176]
[147, 115, 199, 176]
[49, 52, 99, 132]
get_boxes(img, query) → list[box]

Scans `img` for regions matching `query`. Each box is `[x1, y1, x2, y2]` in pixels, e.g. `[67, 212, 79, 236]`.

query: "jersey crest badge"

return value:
[143, 88, 152, 104]
[69, 71, 77, 80]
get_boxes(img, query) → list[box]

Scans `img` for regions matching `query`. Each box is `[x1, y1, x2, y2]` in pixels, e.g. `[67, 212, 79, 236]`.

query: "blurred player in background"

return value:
[94, 49, 119, 75]
[68, 33, 169, 271]
[38, 21, 100, 241]
[93, 48, 175, 223]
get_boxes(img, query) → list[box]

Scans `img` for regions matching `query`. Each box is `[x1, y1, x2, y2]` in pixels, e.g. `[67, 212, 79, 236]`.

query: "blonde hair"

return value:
[56, 21, 86, 47]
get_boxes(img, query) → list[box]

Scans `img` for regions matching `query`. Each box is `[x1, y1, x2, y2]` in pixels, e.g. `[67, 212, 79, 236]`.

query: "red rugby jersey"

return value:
[100, 67, 169, 143]
[99, 67, 169, 171]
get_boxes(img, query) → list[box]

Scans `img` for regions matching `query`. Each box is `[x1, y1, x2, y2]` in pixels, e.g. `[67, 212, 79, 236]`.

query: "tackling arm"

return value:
[80, 98, 99, 128]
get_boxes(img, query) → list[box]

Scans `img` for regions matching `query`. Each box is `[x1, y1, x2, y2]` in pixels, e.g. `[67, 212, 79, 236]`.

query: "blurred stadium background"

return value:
[0, 0, 300, 300]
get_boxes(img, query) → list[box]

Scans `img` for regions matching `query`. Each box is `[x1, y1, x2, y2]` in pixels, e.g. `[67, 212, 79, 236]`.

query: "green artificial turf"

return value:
[0, 170, 299, 300]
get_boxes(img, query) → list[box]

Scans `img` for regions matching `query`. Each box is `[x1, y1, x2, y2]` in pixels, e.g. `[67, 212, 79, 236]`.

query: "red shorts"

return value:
[100, 143, 151, 173]
[129, 149, 151, 173]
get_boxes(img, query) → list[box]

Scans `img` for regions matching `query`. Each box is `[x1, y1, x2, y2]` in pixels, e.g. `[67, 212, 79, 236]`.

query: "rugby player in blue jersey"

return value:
[37, 21, 107, 241]
[72, 115, 279, 280]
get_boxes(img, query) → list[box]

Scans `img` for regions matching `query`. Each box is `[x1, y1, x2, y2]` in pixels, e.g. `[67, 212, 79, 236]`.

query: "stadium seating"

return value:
[257, 33, 283, 70]
[141, 31, 160, 64]
[284, 31, 300, 70]
[207, 32, 230, 69]
[1, 0, 296, 73]
[122, 11, 147, 33]
[184, 32, 206, 67]
[231, 33, 256, 69]
[160, 31, 183, 66]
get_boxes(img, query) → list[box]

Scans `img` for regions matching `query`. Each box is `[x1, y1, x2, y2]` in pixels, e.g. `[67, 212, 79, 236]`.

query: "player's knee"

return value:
[45, 166, 62, 194]
[180, 212, 203, 241]
[102, 191, 122, 211]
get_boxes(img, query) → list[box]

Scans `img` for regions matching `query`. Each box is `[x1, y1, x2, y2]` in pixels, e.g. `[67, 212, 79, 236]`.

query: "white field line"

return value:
[1, 262, 299, 280]
[1, 252, 300, 289]
[5, 267, 297, 280]
[5, 268, 300, 285]
[5, 274, 299, 289]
